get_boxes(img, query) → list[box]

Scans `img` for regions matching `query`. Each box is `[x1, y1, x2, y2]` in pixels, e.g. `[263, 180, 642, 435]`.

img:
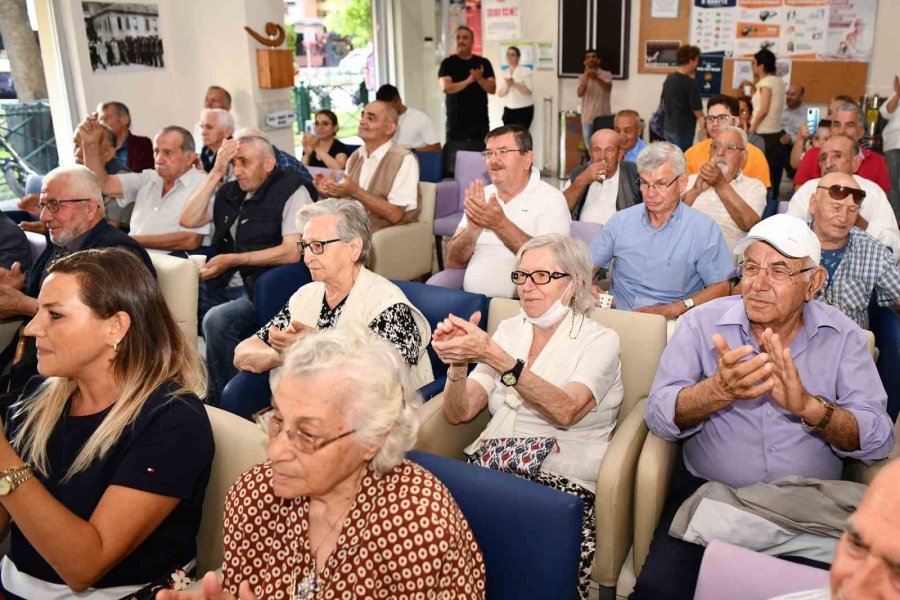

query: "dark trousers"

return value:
[502, 105, 534, 129]
[760, 131, 784, 199]
[630, 469, 709, 600]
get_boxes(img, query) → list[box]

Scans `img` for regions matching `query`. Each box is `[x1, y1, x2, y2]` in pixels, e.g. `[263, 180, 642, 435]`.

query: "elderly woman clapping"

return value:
[233, 199, 433, 414]
[432, 233, 624, 600]
[159, 328, 486, 600]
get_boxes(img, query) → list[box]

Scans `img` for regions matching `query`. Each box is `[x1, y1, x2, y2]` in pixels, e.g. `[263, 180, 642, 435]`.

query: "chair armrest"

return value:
[435, 181, 460, 218]
[591, 398, 650, 587]
[419, 376, 446, 401]
[370, 222, 434, 281]
[425, 268, 466, 290]
[414, 392, 490, 460]
[633, 430, 679, 578]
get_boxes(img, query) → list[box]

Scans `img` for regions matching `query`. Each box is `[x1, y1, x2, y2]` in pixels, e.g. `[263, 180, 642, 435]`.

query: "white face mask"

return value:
[524, 280, 573, 329]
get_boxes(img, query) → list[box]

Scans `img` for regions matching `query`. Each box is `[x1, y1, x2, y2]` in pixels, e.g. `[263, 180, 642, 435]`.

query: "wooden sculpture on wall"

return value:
[245, 22, 293, 89]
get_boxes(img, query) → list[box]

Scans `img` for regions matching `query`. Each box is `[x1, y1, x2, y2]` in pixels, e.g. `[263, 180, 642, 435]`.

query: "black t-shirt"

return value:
[5, 378, 214, 588]
[438, 54, 495, 140]
[308, 138, 352, 168]
[662, 72, 703, 140]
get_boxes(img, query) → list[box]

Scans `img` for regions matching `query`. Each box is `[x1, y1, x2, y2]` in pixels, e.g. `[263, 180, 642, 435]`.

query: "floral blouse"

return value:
[222, 461, 486, 599]
[254, 298, 421, 365]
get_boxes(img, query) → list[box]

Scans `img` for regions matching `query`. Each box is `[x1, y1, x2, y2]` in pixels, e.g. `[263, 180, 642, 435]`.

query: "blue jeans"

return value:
[201, 286, 256, 405]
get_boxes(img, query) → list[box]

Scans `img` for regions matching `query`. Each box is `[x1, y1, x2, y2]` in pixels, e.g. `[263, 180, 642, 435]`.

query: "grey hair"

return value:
[44, 165, 103, 205]
[296, 198, 373, 265]
[515, 233, 594, 314]
[98, 123, 116, 149]
[636, 141, 686, 176]
[159, 125, 195, 153]
[277, 327, 422, 475]
[834, 102, 863, 123]
[717, 125, 748, 147]
[202, 108, 234, 132]
[234, 134, 275, 159]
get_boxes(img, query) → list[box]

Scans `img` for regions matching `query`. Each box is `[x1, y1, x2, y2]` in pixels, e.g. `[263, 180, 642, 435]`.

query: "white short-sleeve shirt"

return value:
[351, 141, 419, 210]
[394, 108, 439, 149]
[457, 169, 572, 298]
[788, 175, 900, 260]
[500, 65, 534, 110]
[117, 168, 210, 236]
[686, 172, 767, 250]
[562, 167, 621, 225]
[468, 315, 624, 491]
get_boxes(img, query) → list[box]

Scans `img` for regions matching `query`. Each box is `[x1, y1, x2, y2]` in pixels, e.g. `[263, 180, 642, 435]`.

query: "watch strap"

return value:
[801, 396, 836, 431]
[501, 359, 525, 387]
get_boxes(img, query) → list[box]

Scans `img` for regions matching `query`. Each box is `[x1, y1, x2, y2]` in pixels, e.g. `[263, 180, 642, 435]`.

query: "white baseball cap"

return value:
[731, 214, 821, 266]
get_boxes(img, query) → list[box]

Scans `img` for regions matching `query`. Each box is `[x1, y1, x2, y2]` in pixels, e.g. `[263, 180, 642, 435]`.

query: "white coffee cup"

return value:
[595, 293, 614, 309]
[187, 254, 207, 270]
[742, 84, 753, 96]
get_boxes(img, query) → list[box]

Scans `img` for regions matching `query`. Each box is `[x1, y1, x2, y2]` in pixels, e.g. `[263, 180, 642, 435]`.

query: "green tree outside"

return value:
[325, 0, 372, 48]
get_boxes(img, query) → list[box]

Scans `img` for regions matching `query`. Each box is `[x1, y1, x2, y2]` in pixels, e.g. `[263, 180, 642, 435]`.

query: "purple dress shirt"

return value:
[645, 295, 894, 488]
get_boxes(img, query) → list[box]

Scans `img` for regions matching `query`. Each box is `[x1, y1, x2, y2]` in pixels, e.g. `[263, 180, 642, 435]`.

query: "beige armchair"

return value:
[631, 329, 886, 581]
[195, 406, 268, 574]
[412, 297, 669, 595]
[369, 182, 436, 281]
[148, 252, 199, 346]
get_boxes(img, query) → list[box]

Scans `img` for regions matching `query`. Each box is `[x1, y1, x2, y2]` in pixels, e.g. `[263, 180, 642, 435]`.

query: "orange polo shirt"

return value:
[685, 138, 772, 188]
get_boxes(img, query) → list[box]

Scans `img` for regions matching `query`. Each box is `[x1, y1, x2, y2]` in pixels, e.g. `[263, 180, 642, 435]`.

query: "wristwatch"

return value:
[500, 359, 526, 387]
[0, 464, 34, 496]
[682, 297, 696, 311]
[801, 395, 836, 431]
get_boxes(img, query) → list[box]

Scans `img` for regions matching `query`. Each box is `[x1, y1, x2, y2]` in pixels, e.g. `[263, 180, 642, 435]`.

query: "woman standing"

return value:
[498, 46, 535, 129]
[301, 110, 350, 170]
[661, 45, 704, 152]
[743, 49, 785, 183]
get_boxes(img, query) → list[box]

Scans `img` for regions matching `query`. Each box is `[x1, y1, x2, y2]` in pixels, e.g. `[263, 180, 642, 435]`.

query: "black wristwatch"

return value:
[500, 359, 525, 387]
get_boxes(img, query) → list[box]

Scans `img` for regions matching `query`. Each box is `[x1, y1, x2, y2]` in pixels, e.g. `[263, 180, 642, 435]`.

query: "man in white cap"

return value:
[634, 213, 895, 600]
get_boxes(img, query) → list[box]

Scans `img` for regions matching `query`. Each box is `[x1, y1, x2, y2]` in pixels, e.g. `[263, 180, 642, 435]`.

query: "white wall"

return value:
[36, 0, 293, 165]
[867, 0, 900, 97]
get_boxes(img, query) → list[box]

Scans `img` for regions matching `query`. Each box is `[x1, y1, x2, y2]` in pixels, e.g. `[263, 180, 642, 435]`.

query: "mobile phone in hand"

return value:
[806, 108, 821, 135]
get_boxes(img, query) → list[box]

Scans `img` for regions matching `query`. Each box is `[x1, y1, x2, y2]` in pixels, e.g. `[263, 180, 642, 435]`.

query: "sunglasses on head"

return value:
[816, 184, 866, 203]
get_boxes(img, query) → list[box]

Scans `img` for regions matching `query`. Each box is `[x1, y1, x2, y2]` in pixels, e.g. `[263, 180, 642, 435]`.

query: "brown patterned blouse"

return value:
[222, 460, 486, 599]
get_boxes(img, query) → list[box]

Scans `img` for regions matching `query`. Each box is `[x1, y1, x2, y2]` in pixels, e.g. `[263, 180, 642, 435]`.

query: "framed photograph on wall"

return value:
[82, 2, 164, 72]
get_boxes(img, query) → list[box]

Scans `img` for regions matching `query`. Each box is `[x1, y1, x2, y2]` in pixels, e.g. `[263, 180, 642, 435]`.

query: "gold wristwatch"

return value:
[0, 464, 34, 496]
[801, 396, 836, 431]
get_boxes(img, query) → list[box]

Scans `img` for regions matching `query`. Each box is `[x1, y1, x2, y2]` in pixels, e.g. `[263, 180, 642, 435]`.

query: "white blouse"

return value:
[500, 65, 534, 109]
[469, 312, 624, 491]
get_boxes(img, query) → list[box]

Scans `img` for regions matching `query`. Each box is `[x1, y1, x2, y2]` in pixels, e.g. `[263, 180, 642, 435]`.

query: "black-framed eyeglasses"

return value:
[705, 115, 734, 124]
[635, 176, 680, 193]
[510, 270, 570, 285]
[296, 238, 342, 255]
[254, 407, 356, 454]
[816, 184, 866, 203]
[481, 147, 525, 159]
[739, 262, 816, 284]
[35, 198, 93, 214]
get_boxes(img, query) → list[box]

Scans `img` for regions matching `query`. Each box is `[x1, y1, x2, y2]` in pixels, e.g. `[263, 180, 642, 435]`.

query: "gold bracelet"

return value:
[801, 395, 836, 431]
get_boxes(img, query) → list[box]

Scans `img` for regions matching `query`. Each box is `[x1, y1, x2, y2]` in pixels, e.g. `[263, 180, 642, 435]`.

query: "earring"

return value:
[112, 340, 120, 353]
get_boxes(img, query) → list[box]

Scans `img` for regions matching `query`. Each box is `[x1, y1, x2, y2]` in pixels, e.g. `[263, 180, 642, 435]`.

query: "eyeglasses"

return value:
[481, 148, 525, 159]
[816, 184, 866, 203]
[297, 238, 341, 255]
[710, 142, 745, 154]
[739, 262, 816, 284]
[511, 270, 570, 285]
[254, 407, 356, 454]
[36, 198, 92, 213]
[705, 115, 734, 124]
[636, 176, 680, 193]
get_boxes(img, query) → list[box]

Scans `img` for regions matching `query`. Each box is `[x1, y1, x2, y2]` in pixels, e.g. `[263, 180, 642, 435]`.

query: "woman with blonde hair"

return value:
[0, 248, 214, 599]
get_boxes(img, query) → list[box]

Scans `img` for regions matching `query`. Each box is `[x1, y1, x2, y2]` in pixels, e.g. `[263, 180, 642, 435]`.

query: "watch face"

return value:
[0, 478, 11, 496]
[501, 372, 517, 387]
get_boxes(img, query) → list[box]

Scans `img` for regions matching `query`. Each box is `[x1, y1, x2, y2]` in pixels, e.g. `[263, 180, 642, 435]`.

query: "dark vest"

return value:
[208, 167, 303, 298]
[568, 160, 642, 221]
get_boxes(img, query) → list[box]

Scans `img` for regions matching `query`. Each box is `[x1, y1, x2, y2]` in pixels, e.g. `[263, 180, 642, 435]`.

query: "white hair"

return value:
[43, 165, 105, 216]
[296, 198, 373, 265]
[636, 141, 686, 176]
[276, 328, 422, 475]
[201, 108, 234, 132]
[515, 234, 595, 313]
[717, 125, 748, 147]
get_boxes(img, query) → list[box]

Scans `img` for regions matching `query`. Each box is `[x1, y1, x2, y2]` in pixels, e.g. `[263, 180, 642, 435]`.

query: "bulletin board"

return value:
[637, 0, 868, 103]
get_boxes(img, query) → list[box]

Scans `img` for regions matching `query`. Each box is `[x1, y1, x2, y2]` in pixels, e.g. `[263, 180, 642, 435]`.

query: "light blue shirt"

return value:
[624, 137, 648, 163]
[589, 201, 734, 310]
